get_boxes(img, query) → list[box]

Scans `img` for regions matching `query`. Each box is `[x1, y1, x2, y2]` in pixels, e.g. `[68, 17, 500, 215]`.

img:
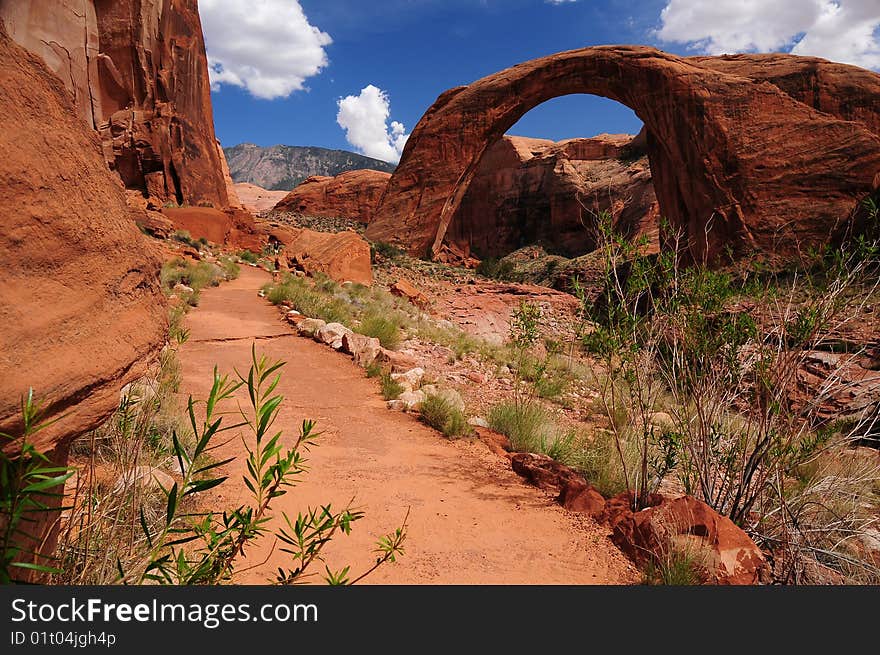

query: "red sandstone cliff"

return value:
[0, 0, 235, 209]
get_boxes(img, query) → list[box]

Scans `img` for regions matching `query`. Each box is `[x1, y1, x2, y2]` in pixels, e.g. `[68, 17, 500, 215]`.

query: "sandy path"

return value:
[177, 267, 637, 584]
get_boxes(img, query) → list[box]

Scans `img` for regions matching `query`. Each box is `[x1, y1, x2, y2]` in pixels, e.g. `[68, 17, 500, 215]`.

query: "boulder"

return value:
[342, 332, 383, 367]
[367, 47, 880, 267]
[137, 211, 174, 239]
[390, 279, 430, 309]
[609, 494, 769, 585]
[297, 318, 327, 338]
[558, 477, 606, 518]
[1, 0, 237, 209]
[0, 24, 165, 576]
[391, 368, 425, 392]
[162, 206, 266, 251]
[273, 169, 392, 223]
[315, 322, 353, 350]
[473, 426, 512, 458]
[510, 452, 582, 493]
[268, 224, 373, 286]
[389, 390, 425, 411]
[378, 348, 419, 373]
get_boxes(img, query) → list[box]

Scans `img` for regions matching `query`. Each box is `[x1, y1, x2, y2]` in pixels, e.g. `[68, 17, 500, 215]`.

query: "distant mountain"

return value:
[223, 143, 397, 191]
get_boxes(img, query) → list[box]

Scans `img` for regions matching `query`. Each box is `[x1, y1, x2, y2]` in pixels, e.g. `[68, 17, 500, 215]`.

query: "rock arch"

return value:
[366, 46, 880, 264]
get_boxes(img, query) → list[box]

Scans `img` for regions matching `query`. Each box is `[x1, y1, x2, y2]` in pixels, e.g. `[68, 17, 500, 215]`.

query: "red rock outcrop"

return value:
[161, 206, 266, 252]
[268, 225, 373, 286]
[0, 24, 166, 572]
[607, 494, 769, 585]
[235, 182, 289, 213]
[367, 47, 880, 266]
[273, 169, 393, 223]
[447, 134, 657, 258]
[1, 0, 235, 209]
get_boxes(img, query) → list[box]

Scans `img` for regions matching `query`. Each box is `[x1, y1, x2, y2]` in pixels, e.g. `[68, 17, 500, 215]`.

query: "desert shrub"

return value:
[9, 349, 406, 585]
[371, 241, 406, 263]
[420, 393, 468, 438]
[218, 255, 241, 280]
[0, 392, 74, 582]
[487, 400, 585, 469]
[380, 371, 405, 401]
[263, 275, 353, 325]
[359, 312, 402, 350]
[576, 209, 880, 582]
[476, 257, 519, 281]
[237, 249, 259, 264]
[171, 229, 196, 247]
[643, 546, 707, 586]
[365, 361, 382, 378]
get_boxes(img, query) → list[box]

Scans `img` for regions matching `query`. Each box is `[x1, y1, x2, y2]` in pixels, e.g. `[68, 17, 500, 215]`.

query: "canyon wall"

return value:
[0, 0, 235, 208]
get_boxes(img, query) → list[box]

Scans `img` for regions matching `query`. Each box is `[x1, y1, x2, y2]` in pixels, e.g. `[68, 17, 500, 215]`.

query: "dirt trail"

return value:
[178, 267, 637, 584]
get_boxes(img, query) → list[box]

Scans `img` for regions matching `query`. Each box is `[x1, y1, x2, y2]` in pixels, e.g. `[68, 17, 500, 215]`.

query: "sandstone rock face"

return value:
[274, 170, 393, 224]
[268, 225, 373, 286]
[0, 23, 165, 456]
[162, 207, 266, 251]
[367, 47, 880, 266]
[234, 182, 289, 213]
[0, 24, 166, 572]
[1, 0, 234, 209]
[447, 134, 658, 258]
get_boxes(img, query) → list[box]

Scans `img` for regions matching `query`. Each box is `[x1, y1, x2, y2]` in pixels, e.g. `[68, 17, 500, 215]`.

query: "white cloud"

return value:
[336, 85, 410, 164]
[199, 0, 332, 100]
[657, 0, 880, 70]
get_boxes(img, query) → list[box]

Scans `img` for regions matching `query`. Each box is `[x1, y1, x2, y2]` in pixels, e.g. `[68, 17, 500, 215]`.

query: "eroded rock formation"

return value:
[367, 47, 880, 266]
[274, 170, 393, 224]
[268, 225, 373, 286]
[0, 24, 166, 569]
[447, 134, 657, 258]
[1, 0, 235, 208]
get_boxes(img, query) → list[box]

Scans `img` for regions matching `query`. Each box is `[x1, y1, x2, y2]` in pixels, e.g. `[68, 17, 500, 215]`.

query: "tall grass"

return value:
[420, 393, 468, 438]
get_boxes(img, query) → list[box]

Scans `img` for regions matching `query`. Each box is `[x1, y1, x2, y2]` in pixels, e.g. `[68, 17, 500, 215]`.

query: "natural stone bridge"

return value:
[367, 46, 880, 264]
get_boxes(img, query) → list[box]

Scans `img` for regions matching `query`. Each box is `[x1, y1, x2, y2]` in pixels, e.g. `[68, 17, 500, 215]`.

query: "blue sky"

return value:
[203, 0, 880, 162]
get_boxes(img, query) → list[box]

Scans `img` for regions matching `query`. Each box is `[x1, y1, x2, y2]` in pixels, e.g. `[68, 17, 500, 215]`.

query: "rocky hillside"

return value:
[224, 143, 396, 191]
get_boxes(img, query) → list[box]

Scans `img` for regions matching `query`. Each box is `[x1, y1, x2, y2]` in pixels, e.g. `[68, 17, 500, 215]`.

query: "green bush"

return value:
[359, 312, 402, 350]
[371, 241, 406, 263]
[263, 275, 353, 325]
[419, 394, 468, 438]
[237, 249, 259, 264]
[380, 371, 404, 401]
[476, 257, 520, 281]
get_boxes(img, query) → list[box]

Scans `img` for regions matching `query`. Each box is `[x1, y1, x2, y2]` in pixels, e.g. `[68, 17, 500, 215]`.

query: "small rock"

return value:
[378, 348, 419, 373]
[173, 283, 194, 294]
[391, 367, 425, 391]
[466, 371, 486, 384]
[390, 279, 430, 309]
[316, 322, 353, 349]
[297, 318, 326, 337]
[386, 399, 408, 411]
[468, 417, 489, 428]
[397, 390, 426, 411]
[342, 332, 382, 367]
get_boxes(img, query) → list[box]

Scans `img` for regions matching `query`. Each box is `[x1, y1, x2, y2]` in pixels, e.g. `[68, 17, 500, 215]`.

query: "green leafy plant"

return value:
[1, 391, 74, 583]
[419, 394, 468, 438]
[116, 346, 407, 585]
[380, 371, 405, 401]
